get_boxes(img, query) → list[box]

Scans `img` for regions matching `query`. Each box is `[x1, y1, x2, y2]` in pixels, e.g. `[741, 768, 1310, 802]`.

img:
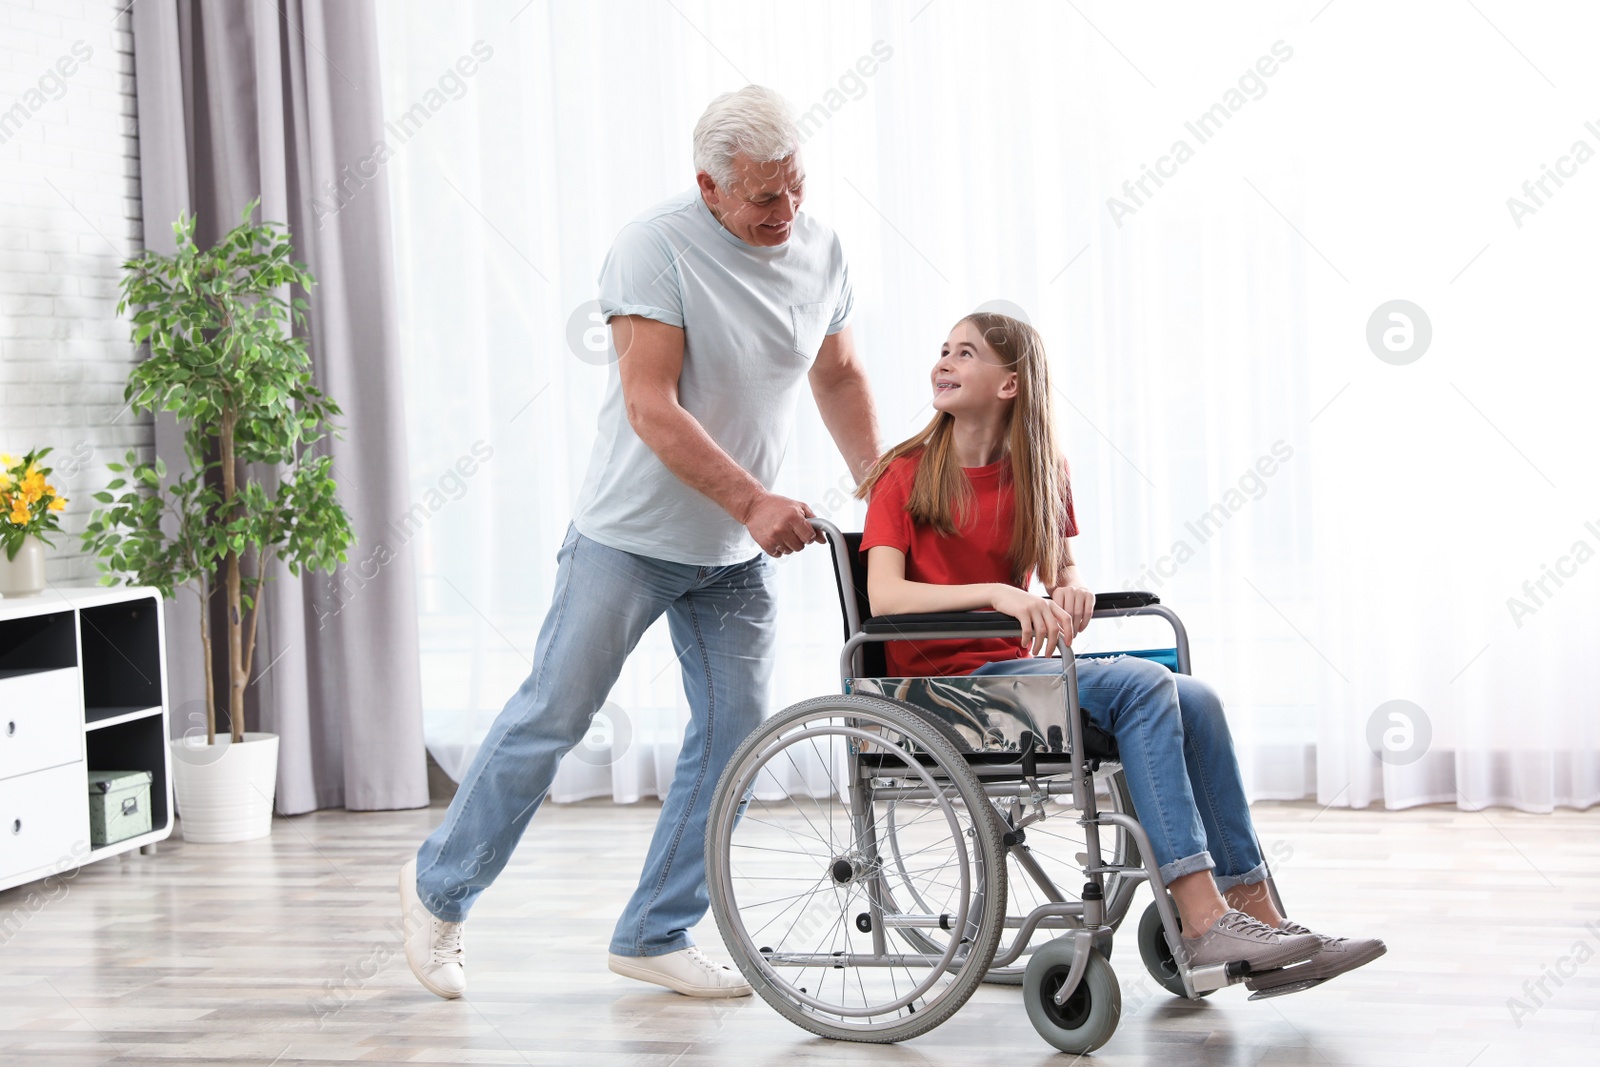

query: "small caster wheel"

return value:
[1023, 937, 1120, 1055]
[1137, 897, 1212, 999]
[139, 843, 158, 856]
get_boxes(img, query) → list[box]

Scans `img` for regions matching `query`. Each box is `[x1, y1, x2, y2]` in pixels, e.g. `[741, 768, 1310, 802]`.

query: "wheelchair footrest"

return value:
[1244, 970, 1329, 1000]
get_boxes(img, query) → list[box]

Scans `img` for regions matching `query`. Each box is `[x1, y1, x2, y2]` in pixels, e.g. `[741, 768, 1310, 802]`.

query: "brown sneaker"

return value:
[1178, 909, 1320, 972]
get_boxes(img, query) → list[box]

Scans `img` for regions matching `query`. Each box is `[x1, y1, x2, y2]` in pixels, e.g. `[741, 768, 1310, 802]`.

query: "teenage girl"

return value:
[855, 311, 1384, 982]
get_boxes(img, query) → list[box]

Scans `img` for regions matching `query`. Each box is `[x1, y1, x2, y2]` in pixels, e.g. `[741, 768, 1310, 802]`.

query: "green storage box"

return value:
[88, 770, 153, 846]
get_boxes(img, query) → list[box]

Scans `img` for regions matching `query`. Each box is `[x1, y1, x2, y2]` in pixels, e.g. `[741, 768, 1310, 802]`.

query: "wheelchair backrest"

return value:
[824, 530, 890, 677]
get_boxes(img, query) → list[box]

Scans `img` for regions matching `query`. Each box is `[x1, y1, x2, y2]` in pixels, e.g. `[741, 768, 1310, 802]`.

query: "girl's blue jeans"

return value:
[414, 522, 776, 958]
[969, 655, 1267, 889]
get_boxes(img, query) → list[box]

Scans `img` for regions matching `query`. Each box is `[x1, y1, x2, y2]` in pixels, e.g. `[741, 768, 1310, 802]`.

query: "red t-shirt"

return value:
[860, 452, 1077, 678]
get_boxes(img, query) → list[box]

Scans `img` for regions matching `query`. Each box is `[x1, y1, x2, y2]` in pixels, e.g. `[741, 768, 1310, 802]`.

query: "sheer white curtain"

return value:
[374, 0, 1597, 812]
[1300, 5, 1600, 812]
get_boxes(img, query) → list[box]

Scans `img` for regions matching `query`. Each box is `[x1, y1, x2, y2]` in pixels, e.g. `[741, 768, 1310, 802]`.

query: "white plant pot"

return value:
[0, 535, 46, 597]
[170, 731, 280, 843]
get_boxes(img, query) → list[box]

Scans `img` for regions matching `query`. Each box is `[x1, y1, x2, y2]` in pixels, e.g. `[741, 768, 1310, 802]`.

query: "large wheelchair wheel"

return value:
[706, 694, 1006, 1043]
[983, 767, 1141, 984]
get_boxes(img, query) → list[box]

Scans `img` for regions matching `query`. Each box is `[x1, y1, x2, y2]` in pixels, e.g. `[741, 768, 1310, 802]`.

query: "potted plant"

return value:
[0, 449, 69, 597]
[82, 199, 355, 843]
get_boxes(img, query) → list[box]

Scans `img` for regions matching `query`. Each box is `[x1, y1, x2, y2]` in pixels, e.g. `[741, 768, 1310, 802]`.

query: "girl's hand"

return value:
[991, 586, 1076, 657]
[1051, 579, 1095, 637]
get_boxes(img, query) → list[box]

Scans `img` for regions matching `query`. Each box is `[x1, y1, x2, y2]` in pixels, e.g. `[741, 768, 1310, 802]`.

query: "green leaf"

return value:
[89, 205, 345, 676]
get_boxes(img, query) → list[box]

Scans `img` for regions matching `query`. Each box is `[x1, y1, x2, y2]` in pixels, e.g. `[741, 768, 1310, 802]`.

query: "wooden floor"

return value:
[1, 798, 1596, 1066]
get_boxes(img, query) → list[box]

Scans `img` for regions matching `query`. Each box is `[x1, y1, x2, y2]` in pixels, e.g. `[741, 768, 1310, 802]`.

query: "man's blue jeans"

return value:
[414, 522, 776, 958]
[969, 655, 1267, 889]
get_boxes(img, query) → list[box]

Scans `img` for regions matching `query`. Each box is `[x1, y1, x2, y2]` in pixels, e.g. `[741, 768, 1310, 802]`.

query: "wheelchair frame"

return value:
[705, 517, 1290, 1052]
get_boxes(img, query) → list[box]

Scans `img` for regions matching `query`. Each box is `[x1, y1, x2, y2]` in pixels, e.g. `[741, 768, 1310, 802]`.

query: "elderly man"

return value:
[399, 85, 880, 999]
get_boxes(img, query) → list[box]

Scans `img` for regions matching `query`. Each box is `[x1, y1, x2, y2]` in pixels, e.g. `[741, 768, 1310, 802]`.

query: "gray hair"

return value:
[692, 85, 799, 190]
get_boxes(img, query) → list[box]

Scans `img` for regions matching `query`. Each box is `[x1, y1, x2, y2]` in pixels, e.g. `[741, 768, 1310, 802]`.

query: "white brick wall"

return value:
[0, 0, 144, 581]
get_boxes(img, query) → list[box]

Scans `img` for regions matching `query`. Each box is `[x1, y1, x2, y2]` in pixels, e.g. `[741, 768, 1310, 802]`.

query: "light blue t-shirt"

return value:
[572, 189, 853, 566]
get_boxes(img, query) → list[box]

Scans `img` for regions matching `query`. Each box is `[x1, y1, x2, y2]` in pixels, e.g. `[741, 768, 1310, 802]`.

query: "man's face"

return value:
[698, 152, 805, 247]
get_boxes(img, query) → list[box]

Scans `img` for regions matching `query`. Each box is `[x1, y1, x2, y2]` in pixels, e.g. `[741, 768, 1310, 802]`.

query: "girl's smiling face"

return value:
[930, 320, 1019, 415]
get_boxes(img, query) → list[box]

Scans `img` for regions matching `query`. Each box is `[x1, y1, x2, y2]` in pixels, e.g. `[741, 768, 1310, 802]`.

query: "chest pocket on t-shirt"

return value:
[790, 301, 831, 359]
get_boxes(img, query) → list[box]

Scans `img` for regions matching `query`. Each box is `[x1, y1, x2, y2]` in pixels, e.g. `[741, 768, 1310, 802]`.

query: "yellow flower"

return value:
[7, 501, 28, 525]
[0, 471, 10, 489]
[0, 453, 15, 469]
[48, 496, 67, 512]
[21, 471, 45, 501]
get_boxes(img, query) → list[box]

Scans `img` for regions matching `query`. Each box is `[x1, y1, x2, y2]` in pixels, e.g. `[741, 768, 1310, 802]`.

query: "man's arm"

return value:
[808, 325, 881, 483]
[613, 314, 819, 556]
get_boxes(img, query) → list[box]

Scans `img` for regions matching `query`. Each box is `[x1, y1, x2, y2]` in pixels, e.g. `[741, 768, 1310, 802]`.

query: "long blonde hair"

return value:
[855, 312, 1070, 587]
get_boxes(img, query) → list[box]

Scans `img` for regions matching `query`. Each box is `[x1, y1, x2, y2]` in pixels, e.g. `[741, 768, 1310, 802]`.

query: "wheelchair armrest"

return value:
[863, 592, 1160, 636]
[1092, 590, 1160, 611]
[861, 611, 1022, 636]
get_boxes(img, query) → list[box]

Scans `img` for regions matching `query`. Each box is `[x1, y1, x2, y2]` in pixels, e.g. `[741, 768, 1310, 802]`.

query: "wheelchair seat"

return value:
[823, 529, 1128, 761]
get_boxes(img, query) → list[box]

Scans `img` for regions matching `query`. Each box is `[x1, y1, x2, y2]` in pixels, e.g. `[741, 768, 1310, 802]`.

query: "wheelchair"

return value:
[704, 517, 1297, 1053]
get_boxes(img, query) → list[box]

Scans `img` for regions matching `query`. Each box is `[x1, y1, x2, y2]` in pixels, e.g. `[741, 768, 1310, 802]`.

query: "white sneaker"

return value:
[607, 946, 752, 998]
[399, 858, 466, 999]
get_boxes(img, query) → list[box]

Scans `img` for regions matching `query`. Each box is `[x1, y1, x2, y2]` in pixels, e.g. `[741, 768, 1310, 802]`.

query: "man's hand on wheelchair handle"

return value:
[742, 490, 823, 557]
[991, 585, 1077, 657]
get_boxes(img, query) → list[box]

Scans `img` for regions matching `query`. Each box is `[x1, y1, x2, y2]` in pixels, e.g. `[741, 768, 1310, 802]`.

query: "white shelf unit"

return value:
[0, 584, 173, 893]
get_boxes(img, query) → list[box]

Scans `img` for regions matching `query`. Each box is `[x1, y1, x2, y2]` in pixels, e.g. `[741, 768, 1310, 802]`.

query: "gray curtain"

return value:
[131, 0, 428, 813]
